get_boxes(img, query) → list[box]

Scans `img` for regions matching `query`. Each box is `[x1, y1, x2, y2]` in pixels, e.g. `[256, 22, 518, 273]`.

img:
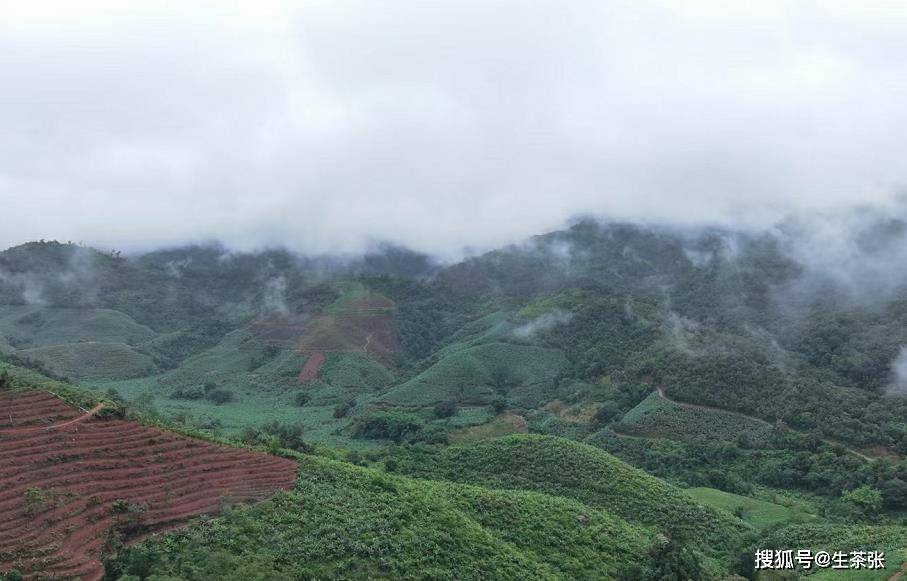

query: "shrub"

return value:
[23, 487, 45, 511]
[294, 392, 311, 407]
[334, 399, 355, 419]
[171, 386, 205, 400]
[105, 387, 126, 405]
[206, 389, 235, 405]
[594, 401, 621, 425]
[110, 499, 131, 514]
[842, 485, 882, 515]
[240, 422, 311, 453]
[354, 412, 427, 444]
[433, 401, 457, 419]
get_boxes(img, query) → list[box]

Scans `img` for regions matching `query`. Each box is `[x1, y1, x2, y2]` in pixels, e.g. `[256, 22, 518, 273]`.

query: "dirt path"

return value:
[887, 561, 907, 581]
[654, 387, 877, 462]
[0, 402, 107, 435]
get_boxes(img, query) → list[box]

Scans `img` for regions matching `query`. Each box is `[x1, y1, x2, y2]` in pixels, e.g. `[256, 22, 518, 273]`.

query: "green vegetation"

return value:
[99, 374, 377, 447]
[618, 391, 777, 447]
[380, 342, 567, 407]
[759, 524, 907, 579]
[0, 360, 115, 410]
[8, 223, 907, 578]
[108, 454, 658, 580]
[685, 487, 817, 529]
[319, 352, 394, 389]
[162, 330, 276, 387]
[0, 306, 155, 349]
[16, 341, 156, 381]
[304, 352, 395, 404]
[353, 410, 447, 444]
[448, 413, 527, 443]
[386, 435, 750, 556]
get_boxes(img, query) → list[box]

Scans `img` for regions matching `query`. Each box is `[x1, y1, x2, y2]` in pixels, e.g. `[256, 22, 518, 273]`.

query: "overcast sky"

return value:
[2, 1, 907, 257]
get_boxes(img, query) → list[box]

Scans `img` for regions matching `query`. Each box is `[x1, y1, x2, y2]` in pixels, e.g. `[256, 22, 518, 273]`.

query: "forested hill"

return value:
[3, 218, 907, 578]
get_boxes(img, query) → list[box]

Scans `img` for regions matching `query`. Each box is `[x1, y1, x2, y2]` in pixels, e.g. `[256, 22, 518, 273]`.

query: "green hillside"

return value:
[618, 391, 777, 447]
[6, 222, 907, 579]
[162, 330, 274, 386]
[380, 342, 567, 407]
[305, 352, 396, 404]
[108, 454, 657, 581]
[0, 306, 155, 349]
[387, 435, 751, 555]
[0, 359, 113, 409]
[686, 487, 817, 529]
[16, 341, 156, 381]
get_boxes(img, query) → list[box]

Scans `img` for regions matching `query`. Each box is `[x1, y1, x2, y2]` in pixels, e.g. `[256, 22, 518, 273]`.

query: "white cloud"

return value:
[2, 1, 907, 257]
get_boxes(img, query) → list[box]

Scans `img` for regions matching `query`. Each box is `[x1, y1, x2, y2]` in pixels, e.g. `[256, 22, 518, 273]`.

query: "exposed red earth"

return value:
[297, 351, 326, 382]
[295, 296, 399, 383]
[0, 391, 298, 580]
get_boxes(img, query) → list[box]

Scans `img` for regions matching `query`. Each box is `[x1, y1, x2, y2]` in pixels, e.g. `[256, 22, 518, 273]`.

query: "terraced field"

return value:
[298, 291, 398, 371]
[0, 391, 298, 580]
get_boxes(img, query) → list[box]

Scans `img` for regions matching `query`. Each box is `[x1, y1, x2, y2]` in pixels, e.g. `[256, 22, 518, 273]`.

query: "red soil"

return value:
[298, 313, 398, 366]
[297, 351, 325, 382]
[294, 296, 399, 386]
[0, 391, 298, 581]
[246, 315, 307, 344]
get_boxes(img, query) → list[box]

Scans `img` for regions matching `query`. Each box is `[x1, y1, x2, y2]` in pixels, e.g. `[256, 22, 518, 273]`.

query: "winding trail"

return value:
[887, 560, 907, 581]
[653, 387, 877, 462]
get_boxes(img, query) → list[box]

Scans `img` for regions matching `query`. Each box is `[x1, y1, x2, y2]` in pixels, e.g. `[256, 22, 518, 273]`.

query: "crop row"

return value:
[0, 391, 297, 581]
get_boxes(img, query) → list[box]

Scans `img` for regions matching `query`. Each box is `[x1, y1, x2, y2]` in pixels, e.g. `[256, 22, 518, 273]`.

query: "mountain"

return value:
[3, 218, 907, 578]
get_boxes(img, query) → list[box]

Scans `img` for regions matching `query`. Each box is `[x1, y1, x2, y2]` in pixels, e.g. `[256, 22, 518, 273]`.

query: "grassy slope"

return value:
[101, 343, 393, 445]
[618, 391, 776, 446]
[99, 375, 377, 448]
[427, 311, 516, 360]
[380, 342, 567, 407]
[448, 412, 528, 443]
[305, 352, 396, 404]
[162, 329, 271, 386]
[0, 306, 159, 381]
[0, 306, 155, 348]
[17, 342, 155, 381]
[686, 487, 817, 530]
[109, 454, 655, 581]
[388, 434, 751, 556]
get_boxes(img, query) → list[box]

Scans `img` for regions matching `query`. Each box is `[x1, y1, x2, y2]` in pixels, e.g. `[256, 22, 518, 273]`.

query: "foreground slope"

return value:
[0, 380, 297, 580]
[388, 434, 751, 554]
[109, 454, 656, 580]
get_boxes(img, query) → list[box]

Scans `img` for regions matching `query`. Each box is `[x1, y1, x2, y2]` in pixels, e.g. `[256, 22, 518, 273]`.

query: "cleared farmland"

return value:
[0, 390, 297, 580]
